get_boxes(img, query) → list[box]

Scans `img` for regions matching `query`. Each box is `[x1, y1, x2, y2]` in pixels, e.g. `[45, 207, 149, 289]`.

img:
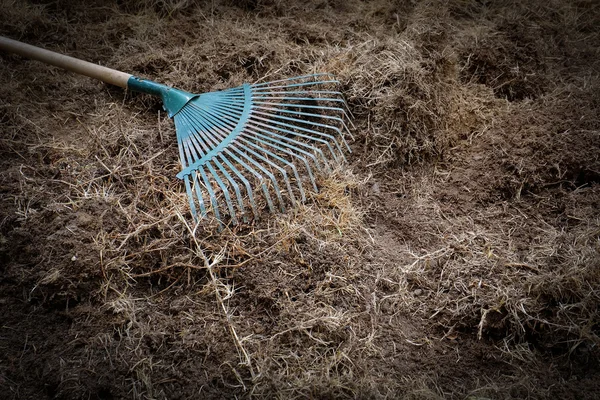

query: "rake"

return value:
[0, 36, 353, 225]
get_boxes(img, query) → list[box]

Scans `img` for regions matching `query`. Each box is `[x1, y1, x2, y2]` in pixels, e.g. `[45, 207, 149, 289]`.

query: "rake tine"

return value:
[182, 136, 213, 220]
[190, 107, 281, 215]
[177, 129, 210, 220]
[197, 105, 295, 210]
[205, 161, 238, 225]
[174, 116, 206, 218]
[251, 79, 339, 91]
[212, 157, 248, 223]
[244, 125, 324, 171]
[204, 109, 324, 202]
[252, 95, 346, 104]
[249, 104, 346, 160]
[253, 86, 351, 133]
[228, 142, 288, 211]
[203, 95, 342, 168]
[223, 148, 276, 214]
[187, 107, 259, 219]
[246, 124, 328, 173]
[184, 109, 249, 223]
[181, 105, 237, 153]
[184, 176, 199, 219]
[253, 90, 346, 98]
[247, 118, 337, 168]
[253, 101, 346, 114]
[218, 154, 257, 220]
[250, 109, 347, 161]
[238, 136, 303, 205]
[199, 103, 307, 204]
[179, 107, 235, 222]
[198, 166, 222, 224]
[254, 105, 352, 153]
[242, 129, 314, 196]
[184, 105, 277, 214]
[192, 174, 207, 218]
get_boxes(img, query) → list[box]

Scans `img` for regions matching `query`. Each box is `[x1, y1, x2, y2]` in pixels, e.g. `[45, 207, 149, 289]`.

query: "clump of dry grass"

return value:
[330, 2, 499, 170]
[341, 39, 458, 167]
[275, 168, 365, 246]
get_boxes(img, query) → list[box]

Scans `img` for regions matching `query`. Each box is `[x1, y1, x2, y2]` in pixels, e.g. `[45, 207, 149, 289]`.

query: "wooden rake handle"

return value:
[0, 36, 132, 88]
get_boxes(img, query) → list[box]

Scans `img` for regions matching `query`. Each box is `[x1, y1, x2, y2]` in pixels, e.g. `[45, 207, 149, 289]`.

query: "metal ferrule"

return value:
[127, 76, 197, 118]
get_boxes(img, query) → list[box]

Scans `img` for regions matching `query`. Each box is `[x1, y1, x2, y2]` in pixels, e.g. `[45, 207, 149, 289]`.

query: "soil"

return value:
[1, 0, 599, 399]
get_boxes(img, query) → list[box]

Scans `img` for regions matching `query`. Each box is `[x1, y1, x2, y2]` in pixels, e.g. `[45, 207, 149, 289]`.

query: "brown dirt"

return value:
[1, 0, 599, 399]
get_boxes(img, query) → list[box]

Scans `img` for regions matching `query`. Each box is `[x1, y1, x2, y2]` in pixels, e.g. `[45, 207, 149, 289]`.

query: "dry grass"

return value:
[1, 0, 599, 399]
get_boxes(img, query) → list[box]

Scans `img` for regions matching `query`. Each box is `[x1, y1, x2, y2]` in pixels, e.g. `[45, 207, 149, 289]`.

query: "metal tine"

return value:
[185, 101, 260, 218]
[237, 135, 304, 204]
[252, 95, 345, 104]
[241, 127, 318, 195]
[181, 106, 251, 222]
[200, 101, 312, 172]
[223, 148, 277, 214]
[266, 74, 351, 105]
[180, 108, 240, 225]
[209, 99, 341, 161]
[208, 99, 340, 200]
[212, 157, 249, 223]
[251, 76, 340, 92]
[176, 125, 210, 220]
[253, 83, 350, 105]
[243, 117, 329, 174]
[228, 143, 287, 212]
[216, 154, 257, 220]
[334, 90, 357, 130]
[179, 106, 242, 224]
[191, 103, 282, 213]
[179, 115, 222, 223]
[174, 115, 205, 218]
[247, 114, 342, 164]
[253, 89, 343, 95]
[205, 160, 237, 225]
[198, 166, 222, 224]
[182, 177, 198, 219]
[197, 107, 290, 211]
[200, 103, 309, 205]
[253, 105, 352, 153]
[250, 107, 348, 158]
[179, 108, 224, 215]
[178, 114, 215, 221]
[245, 118, 334, 173]
[253, 93, 350, 155]
[253, 85, 351, 125]
[186, 105, 276, 215]
[252, 100, 347, 113]
[243, 123, 325, 172]
[183, 103, 258, 223]
[251, 99, 350, 155]
[205, 101, 324, 188]
[190, 173, 208, 219]
[186, 102, 245, 206]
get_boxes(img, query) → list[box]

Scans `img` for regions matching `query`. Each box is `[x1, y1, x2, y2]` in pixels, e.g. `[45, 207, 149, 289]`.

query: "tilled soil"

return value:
[1, 1, 599, 399]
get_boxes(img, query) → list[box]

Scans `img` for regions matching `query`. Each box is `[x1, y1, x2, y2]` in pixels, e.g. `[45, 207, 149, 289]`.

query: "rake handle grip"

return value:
[0, 36, 131, 88]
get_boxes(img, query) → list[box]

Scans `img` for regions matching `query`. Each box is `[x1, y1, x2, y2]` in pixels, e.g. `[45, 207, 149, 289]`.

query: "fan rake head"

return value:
[172, 73, 353, 225]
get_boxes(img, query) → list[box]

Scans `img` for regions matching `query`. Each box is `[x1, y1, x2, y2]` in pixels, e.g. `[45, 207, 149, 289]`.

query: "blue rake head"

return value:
[129, 73, 353, 225]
